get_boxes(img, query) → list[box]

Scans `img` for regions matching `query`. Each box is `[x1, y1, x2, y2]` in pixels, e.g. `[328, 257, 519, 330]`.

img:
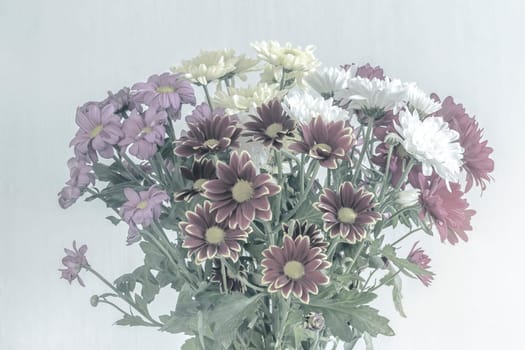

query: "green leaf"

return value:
[388, 268, 407, 318]
[363, 332, 374, 350]
[105, 215, 121, 226]
[181, 338, 202, 350]
[160, 284, 200, 335]
[347, 305, 395, 337]
[382, 245, 432, 276]
[115, 314, 152, 327]
[93, 162, 127, 183]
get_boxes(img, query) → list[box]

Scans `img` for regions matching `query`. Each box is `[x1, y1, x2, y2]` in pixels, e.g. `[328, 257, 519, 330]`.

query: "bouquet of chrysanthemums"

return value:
[58, 41, 494, 349]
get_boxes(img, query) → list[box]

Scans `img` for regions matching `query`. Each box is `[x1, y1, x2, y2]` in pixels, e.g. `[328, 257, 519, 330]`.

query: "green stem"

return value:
[279, 67, 287, 90]
[282, 162, 320, 222]
[219, 257, 229, 294]
[352, 116, 375, 183]
[203, 85, 213, 110]
[274, 150, 283, 225]
[122, 153, 155, 183]
[378, 145, 394, 202]
[394, 158, 416, 191]
[369, 269, 402, 292]
[391, 227, 422, 247]
[346, 239, 367, 274]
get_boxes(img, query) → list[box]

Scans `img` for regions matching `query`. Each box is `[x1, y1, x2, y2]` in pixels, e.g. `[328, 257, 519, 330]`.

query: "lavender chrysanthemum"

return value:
[132, 73, 196, 115]
[70, 104, 123, 162]
[261, 235, 331, 304]
[65, 157, 95, 188]
[180, 201, 251, 263]
[174, 159, 217, 201]
[120, 186, 169, 229]
[315, 182, 381, 243]
[101, 87, 138, 114]
[119, 108, 168, 160]
[185, 103, 226, 125]
[59, 241, 89, 286]
[202, 151, 281, 230]
[289, 117, 354, 169]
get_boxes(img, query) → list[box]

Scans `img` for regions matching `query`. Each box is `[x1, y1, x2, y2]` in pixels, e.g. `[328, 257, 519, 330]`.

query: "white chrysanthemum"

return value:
[305, 66, 356, 98]
[395, 189, 421, 208]
[238, 137, 269, 171]
[395, 109, 464, 184]
[335, 77, 408, 112]
[283, 90, 349, 123]
[214, 83, 283, 115]
[251, 41, 320, 72]
[405, 84, 441, 116]
[172, 49, 258, 85]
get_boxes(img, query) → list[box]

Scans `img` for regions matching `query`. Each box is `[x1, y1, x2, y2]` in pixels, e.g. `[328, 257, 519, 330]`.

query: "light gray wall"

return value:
[1, 0, 523, 349]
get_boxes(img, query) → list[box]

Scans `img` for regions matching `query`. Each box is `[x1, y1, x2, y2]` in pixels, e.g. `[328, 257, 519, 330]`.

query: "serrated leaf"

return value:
[347, 305, 394, 337]
[115, 314, 151, 327]
[160, 284, 199, 335]
[363, 332, 374, 350]
[389, 268, 407, 318]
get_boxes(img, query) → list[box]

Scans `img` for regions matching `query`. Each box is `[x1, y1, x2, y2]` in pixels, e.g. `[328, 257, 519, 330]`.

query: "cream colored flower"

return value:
[405, 83, 441, 117]
[283, 90, 349, 123]
[305, 66, 355, 98]
[214, 83, 284, 115]
[251, 41, 319, 72]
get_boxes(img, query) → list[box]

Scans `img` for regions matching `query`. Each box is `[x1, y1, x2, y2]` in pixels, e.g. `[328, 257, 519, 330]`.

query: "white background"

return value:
[1, 0, 524, 349]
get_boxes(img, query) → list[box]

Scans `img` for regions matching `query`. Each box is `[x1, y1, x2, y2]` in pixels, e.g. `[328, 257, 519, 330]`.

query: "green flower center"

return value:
[337, 207, 357, 224]
[90, 124, 103, 138]
[156, 86, 175, 93]
[203, 138, 220, 148]
[283, 260, 305, 280]
[205, 226, 225, 244]
[136, 200, 148, 209]
[193, 178, 207, 191]
[231, 180, 254, 203]
[265, 123, 283, 138]
[312, 143, 332, 154]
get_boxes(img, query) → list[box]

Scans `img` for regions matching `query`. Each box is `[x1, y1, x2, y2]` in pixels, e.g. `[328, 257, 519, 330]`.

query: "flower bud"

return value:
[90, 295, 99, 307]
[304, 312, 325, 330]
[395, 189, 420, 208]
[385, 133, 403, 146]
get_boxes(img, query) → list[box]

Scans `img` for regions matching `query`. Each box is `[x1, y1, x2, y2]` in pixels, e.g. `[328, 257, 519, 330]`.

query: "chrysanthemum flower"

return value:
[180, 201, 251, 263]
[59, 241, 89, 286]
[412, 173, 476, 245]
[65, 157, 95, 188]
[214, 83, 283, 115]
[174, 159, 217, 201]
[120, 186, 169, 229]
[243, 100, 296, 149]
[185, 103, 226, 125]
[283, 220, 328, 251]
[101, 87, 137, 114]
[237, 136, 270, 171]
[289, 117, 353, 169]
[131, 73, 196, 114]
[407, 241, 434, 286]
[119, 108, 168, 160]
[174, 113, 242, 159]
[433, 95, 494, 192]
[202, 151, 281, 230]
[395, 188, 421, 208]
[283, 91, 349, 123]
[305, 66, 354, 98]
[355, 63, 385, 80]
[315, 182, 381, 243]
[395, 109, 464, 184]
[251, 41, 319, 72]
[70, 104, 123, 162]
[405, 84, 441, 116]
[57, 186, 82, 209]
[261, 235, 330, 304]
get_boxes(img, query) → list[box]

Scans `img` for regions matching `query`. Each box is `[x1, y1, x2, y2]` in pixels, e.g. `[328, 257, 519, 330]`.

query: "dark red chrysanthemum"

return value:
[174, 159, 217, 201]
[411, 173, 476, 245]
[202, 151, 281, 230]
[261, 235, 331, 304]
[315, 182, 381, 243]
[283, 220, 328, 251]
[243, 100, 296, 149]
[180, 201, 250, 263]
[289, 117, 353, 169]
[174, 113, 242, 159]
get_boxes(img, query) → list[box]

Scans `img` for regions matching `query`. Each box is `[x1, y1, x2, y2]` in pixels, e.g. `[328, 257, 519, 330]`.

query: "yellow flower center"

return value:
[136, 200, 148, 209]
[156, 86, 175, 93]
[203, 139, 220, 148]
[205, 226, 225, 244]
[337, 207, 357, 224]
[283, 260, 305, 280]
[265, 123, 283, 138]
[193, 178, 207, 191]
[90, 125, 103, 138]
[231, 180, 254, 203]
[142, 126, 152, 134]
[312, 143, 332, 154]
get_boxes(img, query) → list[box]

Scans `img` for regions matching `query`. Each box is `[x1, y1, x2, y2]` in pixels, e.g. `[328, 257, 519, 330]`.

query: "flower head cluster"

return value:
[251, 41, 319, 73]
[59, 241, 89, 286]
[284, 90, 349, 123]
[214, 83, 283, 115]
[305, 66, 355, 98]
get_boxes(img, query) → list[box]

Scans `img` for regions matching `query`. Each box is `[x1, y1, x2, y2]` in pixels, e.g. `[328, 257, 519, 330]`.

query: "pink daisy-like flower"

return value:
[174, 114, 242, 159]
[202, 151, 281, 230]
[432, 95, 494, 192]
[261, 235, 331, 304]
[315, 182, 381, 243]
[180, 201, 251, 263]
[132, 73, 196, 114]
[119, 108, 168, 160]
[185, 102, 226, 125]
[174, 159, 217, 202]
[283, 220, 328, 251]
[59, 241, 89, 287]
[412, 173, 476, 245]
[289, 117, 354, 169]
[407, 241, 434, 287]
[120, 186, 169, 228]
[69, 104, 123, 162]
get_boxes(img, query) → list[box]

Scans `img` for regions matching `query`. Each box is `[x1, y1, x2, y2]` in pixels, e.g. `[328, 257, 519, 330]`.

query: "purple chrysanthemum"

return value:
[356, 63, 385, 80]
[185, 103, 227, 125]
[65, 157, 95, 188]
[412, 173, 476, 245]
[243, 100, 296, 149]
[132, 73, 196, 115]
[180, 201, 251, 263]
[315, 182, 381, 243]
[100, 87, 138, 114]
[174, 114, 242, 160]
[174, 159, 217, 201]
[69, 104, 123, 162]
[289, 117, 353, 169]
[119, 108, 168, 160]
[59, 241, 89, 286]
[261, 235, 331, 304]
[57, 186, 81, 209]
[120, 186, 169, 229]
[283, 220, 328, 251]
[407, 241, 434, 286]
[202, 151, 281, 230]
